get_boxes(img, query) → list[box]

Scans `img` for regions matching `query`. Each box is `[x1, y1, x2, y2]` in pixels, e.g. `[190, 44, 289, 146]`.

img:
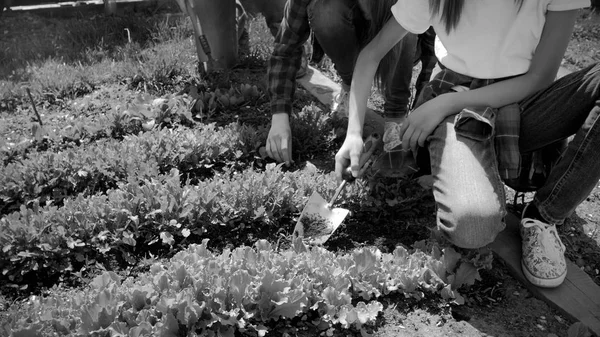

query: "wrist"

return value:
[272, 112, 290, 123]
[346, 126, 362, 137]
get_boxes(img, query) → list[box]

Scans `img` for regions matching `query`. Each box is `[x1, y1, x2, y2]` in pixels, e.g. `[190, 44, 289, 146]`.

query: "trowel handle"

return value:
[329, 133, 380, 206]
[342, 132, 381, 182]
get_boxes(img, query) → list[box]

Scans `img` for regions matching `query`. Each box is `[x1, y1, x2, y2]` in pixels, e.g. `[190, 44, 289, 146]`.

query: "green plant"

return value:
[0, 122, 260, 215]
[291, 104, 344, 158]
[3, 238, 482, 336]
[0, 164, 339, 290]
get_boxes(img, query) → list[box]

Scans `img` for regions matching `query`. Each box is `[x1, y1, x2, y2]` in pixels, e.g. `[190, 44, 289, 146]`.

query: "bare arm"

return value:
[399, 9, 579, 152]
[347, 17, 409, 136]
[437, 10, 578, 112]
[335, 17, 410, 179]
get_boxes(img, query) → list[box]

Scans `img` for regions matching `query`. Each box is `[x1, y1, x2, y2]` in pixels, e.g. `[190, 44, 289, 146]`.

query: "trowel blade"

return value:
[293, 191, 350, 245]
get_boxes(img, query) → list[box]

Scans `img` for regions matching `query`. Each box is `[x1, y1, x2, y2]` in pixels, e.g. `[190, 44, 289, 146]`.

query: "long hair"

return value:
[361, 0, 402, 95]
[430, 0, 524, 34]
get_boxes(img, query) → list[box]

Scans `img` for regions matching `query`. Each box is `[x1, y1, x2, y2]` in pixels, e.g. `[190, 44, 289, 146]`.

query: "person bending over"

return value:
[335, 0, 598, 288]
[265, 0, 418, 165]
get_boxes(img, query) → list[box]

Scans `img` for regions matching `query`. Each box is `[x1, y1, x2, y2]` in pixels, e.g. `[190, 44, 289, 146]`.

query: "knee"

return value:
[309, 0, 354, 37]
[437, 200, 505, 249]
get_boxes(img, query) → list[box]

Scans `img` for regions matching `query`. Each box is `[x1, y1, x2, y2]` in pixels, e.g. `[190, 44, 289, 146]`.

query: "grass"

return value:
[0, 12, 199, 105]
[0, 4, 289, 113]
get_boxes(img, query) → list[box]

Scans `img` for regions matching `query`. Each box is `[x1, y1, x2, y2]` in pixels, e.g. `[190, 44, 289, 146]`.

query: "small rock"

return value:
[555, 316, 564, 324]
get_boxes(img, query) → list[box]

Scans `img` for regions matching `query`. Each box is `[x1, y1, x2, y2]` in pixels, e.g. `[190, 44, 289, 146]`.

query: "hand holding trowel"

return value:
[293, 133, 381, 245]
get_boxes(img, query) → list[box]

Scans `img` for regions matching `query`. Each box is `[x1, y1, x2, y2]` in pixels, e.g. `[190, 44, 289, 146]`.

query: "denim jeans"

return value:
[413, 27, 437, 108]
[429, 63, 600, 248]
[307, 0, 417, 116]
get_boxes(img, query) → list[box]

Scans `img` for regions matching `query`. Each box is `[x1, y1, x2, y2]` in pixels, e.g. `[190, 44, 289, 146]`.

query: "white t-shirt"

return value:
[391, 0, 590, 79]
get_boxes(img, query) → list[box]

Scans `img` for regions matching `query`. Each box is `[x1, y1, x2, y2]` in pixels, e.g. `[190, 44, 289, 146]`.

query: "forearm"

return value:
[444, 9, 576, 113]
[347, 53, 379, 136]
[347, 18, 409, 135]
[442, 71, 556, 114]
[268, 52, 300, 116]
[266, 0, 311, 115]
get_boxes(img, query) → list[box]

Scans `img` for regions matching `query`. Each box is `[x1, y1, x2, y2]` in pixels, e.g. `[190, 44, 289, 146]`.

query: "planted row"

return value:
[3, 238, 479, 336]
[0, 164, 359, 289]
[0, 91, 197, 166]
[0, 83, 264, 167]
[0, 122, 263, 214]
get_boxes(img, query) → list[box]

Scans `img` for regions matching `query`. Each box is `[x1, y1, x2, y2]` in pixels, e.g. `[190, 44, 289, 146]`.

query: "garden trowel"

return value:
[175, 0, 217, 73]
[293, 133, 381, 245]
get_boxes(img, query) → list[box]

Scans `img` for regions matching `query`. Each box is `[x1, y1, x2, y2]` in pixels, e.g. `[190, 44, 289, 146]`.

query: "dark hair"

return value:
[430, 0, 524, 34]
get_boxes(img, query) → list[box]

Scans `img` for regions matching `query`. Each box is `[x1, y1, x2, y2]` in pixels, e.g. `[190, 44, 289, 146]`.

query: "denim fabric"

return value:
[383, 33, 418, 117]
[520, 63, 600, 224]
[308, 0, 361, 86]
[415, 66, 523, 180]
[428, 63, 600, 248]
[308, 0, 416, 116]
[413, 27, 437, 107]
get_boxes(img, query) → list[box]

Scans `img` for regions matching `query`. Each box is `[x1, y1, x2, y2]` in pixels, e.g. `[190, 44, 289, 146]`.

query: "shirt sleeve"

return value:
[267, 0, 312, 115]
[547, 0, 590, 11]
[391, 0, 432, 34]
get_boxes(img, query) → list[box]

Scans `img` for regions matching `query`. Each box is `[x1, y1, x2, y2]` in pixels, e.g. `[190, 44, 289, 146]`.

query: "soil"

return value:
[0, 5, 599, 337]
[310, 9, 600, 336]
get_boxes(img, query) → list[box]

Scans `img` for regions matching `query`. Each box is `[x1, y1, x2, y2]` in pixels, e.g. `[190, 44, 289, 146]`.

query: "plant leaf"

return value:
[451, 262, 481, 289]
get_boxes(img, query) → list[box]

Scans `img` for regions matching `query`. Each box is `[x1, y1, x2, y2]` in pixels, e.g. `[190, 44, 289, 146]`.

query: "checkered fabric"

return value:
[414, 68, 522, 180]
[267, 0, 312, 116]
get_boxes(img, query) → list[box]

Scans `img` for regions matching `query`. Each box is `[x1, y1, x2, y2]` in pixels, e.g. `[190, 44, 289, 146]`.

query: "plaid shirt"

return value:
[267, 0, 312, 116]
[414, 68, 521, 180]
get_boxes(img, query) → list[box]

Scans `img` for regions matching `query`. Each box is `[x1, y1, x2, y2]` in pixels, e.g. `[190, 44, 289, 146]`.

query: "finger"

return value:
[417, 131, 428, 148]
[410, 131, 420, 155]
[349, 149, 361, 177]
[334, 154, 349, 182]
[270, 139, 283, 163]
[281, 135, 291, 165]
[410, 130, 420, 155]
[401, 125, 414, 152]
[265, 140, 273, 159]
[399, 120, 409, 140]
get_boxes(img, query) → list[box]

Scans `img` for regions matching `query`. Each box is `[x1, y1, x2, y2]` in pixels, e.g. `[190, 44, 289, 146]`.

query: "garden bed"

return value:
[1, 6, 599, 337]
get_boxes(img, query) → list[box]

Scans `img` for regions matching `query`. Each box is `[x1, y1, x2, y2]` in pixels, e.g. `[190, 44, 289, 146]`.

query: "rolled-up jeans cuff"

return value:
[454, 108, 495, 141]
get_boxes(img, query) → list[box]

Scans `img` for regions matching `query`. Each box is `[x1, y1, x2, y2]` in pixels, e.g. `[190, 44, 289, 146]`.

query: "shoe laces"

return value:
[334, 88, 348, 104]
[522, 218, 565, 258]
[383, 122, 403, 152]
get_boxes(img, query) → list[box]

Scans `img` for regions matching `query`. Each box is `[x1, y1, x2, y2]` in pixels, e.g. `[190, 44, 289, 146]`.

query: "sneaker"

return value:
[520, 204, 567, 288]
[331, 86, 349, 117]
[383, 120, 403, 152]
[371, 120, 419, 178]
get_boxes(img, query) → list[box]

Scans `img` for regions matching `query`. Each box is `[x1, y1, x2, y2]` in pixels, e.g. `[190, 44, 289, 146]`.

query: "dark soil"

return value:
[0, 5, 598, 337]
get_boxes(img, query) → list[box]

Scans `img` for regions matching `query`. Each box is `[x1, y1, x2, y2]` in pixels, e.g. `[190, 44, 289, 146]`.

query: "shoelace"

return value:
[522, 218, 565, 261]
[383, 122, 404, 152]
[334, 91, 348, 104]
